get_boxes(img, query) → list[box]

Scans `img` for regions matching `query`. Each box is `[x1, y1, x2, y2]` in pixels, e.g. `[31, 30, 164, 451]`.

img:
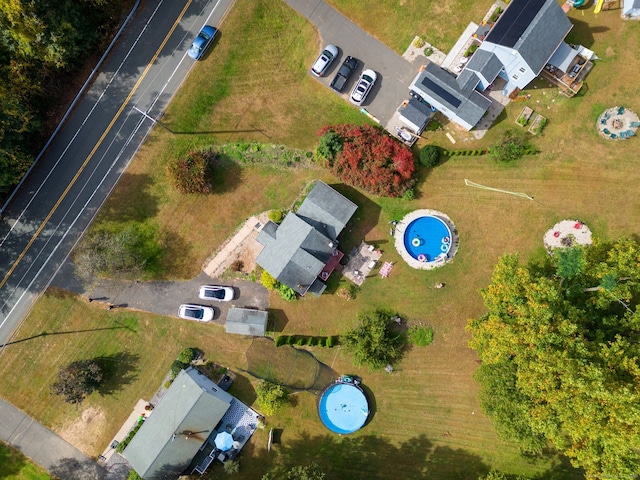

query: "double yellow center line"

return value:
[0, 0, 193, 290]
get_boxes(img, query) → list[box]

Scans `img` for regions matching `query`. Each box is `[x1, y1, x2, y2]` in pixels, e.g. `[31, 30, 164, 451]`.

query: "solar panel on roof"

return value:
[485, 0, 545, 48]
[420, 76, 462, 108]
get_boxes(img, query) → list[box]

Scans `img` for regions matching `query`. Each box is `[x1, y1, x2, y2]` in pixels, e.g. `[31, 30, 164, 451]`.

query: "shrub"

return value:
[170, 360, 188, 377]
[277, 284, 297, 301]
[260, 270, 278, 290]
[285, 335, 295, 345]
[317, 337, 327, 347]
[163, 379, 173, 389]
[224, 460, 240, 475]
[326, 335, 337, 348]
[275, 336, 287, 347]
[166, 149, 214, 194]
[489, 130, 532, 163]
[419, 145, 440, 167]
[413, 37, 425, 48]
[316, 131, 343, 161]
[127, 470, 143, 480]
[318, 124, 416, 197]
[424, 46, 433, 57]
[177, 347, 197, 364]
[268, 209, 285, 224]
[230, 259, 244, 272]
[408, 325, 434, 346]
[256, 381, 290, 416]
[296, 337, 305, 346]
[401, 188, 414, 201]
[307, 337, 317, 346]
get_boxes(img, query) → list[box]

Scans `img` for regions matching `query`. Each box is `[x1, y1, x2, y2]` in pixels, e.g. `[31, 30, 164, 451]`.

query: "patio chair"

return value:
[630, 121, 640, 128]
[618, 106, 625, 115]
[627, 130, 636, 136]
[603, 128, 610, 135]
[611, 133, 617, 139]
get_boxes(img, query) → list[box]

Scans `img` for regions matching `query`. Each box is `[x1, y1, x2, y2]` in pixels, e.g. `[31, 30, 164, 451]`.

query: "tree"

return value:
[51, 359, 103, 404]
[341, 310, 404, 369]
[256, 380, 290, 416]
[317, 124, 415, 197]
[467, 238, 640, 477]
[166, 149, 215, 194]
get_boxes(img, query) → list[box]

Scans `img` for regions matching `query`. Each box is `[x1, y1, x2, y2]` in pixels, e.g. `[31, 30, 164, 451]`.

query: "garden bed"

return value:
[516, 106, 534, 127]
[528, 114, 547, 135]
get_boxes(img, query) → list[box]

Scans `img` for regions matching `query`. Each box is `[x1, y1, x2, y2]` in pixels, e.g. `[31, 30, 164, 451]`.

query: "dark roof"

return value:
[485, 0, 572, 74]
[296, 181, 357, 241]
[413, 63, 491, 128]
[256, 181, 356, 296]
[456, 69, 480, 91]
[124, 368, 233, 479]
[398, 98, 434, 131]
[465, 50, 503, 84]
[226, 308, 268, 336]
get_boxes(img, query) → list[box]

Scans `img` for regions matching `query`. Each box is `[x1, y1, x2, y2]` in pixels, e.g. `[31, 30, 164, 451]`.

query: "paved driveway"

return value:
[285, 0, 418, 125]
[52, 262, 268, 324]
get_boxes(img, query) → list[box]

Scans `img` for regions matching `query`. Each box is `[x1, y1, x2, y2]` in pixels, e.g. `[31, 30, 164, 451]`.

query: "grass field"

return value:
[0, 442, 51, 480]
[1, 0, 639, 478]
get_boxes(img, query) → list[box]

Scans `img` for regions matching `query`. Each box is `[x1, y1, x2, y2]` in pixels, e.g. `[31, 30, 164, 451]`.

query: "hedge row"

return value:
[442, 149, 488, 156]
[116, 418, 144, 453]
[275, 335, 338, 348]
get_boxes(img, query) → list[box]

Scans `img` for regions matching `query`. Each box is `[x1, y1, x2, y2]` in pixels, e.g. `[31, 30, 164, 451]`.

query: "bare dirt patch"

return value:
[59, 407, 107, 455]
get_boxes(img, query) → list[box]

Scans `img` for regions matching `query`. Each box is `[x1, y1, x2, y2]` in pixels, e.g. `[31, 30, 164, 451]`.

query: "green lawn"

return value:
[1, 0, 639, 478]
[0, 442, 51, 480]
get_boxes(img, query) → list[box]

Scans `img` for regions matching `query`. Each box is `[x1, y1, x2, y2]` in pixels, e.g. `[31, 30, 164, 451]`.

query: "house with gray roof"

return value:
[409, 62, 491, 131]
[226, 307, 268, 336]
[398, 98, 436, 133]
[123, 367, 235, 479]
[256, 181, 357, 297]
[476, 0, 573, 95]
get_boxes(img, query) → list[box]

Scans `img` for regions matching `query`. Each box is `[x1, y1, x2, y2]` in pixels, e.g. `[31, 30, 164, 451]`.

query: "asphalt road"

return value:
[0, 0, 234, 347]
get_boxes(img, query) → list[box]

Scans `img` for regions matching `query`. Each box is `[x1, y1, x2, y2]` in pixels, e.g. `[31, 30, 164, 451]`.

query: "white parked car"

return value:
[350, 69, 377, 106]
[178, 304, 214, 322]
[198, 285, 234, 301]
[311, 44, 338, 77]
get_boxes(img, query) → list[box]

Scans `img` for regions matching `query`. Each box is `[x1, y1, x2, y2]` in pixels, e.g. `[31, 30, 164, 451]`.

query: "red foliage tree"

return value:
[318, 124, 415, 197]
[166, 149, 214, 195]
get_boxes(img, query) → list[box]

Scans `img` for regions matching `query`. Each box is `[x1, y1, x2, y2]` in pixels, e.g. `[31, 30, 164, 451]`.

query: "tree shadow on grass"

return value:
[0, 442, 27, 479]
[211, 153, 244, 195]
[94, 351, 139, 396]
[99, 172, 159, 223]
[260, 431, 493, 479]
[49, 457, 106, 480]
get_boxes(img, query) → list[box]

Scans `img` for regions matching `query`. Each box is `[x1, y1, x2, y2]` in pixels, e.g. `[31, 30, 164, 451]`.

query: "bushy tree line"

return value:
[468, 238, 640, 477]
[0, 0, 124, 196]
[317, 124, 415, 197]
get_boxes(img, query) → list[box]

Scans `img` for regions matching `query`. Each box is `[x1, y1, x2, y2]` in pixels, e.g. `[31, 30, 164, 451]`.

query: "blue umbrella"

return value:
[214, 431, 234, 451]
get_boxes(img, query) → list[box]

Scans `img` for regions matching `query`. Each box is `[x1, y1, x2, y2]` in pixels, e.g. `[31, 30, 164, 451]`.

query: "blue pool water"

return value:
[403, 215, 452, 262]
[318, 384, 369, 434]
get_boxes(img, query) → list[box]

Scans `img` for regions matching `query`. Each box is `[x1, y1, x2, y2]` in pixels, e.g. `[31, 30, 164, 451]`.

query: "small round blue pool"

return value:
[318, 384, 369, 434]
[404, 215, 452, 262]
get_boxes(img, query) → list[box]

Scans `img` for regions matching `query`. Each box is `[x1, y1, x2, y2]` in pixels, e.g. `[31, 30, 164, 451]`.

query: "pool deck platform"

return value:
[394, 209, 458, 270]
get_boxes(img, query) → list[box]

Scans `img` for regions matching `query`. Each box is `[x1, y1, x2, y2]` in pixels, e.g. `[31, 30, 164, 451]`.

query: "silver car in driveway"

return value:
[311, 44, 338, 77]
[178, 304, 214, 322]
[198, 285, 234, 301]
[350, 69, 377, 106]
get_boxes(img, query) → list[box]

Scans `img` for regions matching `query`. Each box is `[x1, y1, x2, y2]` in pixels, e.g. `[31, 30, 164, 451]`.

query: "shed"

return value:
[226, 308, 268, 337]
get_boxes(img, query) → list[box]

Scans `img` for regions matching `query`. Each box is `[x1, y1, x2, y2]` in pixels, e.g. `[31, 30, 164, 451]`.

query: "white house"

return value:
[475, 0, 573, 96]
[623, 0, 640, 18]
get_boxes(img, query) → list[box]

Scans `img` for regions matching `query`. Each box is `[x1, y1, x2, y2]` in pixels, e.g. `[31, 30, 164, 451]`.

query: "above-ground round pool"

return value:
[403, 215, 452, 263]
[318, 383, 369, 434]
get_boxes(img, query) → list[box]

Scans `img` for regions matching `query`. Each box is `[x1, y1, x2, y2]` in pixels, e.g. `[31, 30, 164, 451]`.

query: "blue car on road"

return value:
[188, 25, 218, 60]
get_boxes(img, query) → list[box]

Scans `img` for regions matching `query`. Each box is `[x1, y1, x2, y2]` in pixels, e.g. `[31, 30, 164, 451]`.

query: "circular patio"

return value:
[543, 219, 593, 254]
[394, 209, 458, 270]
[596, 106, 639, 140]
